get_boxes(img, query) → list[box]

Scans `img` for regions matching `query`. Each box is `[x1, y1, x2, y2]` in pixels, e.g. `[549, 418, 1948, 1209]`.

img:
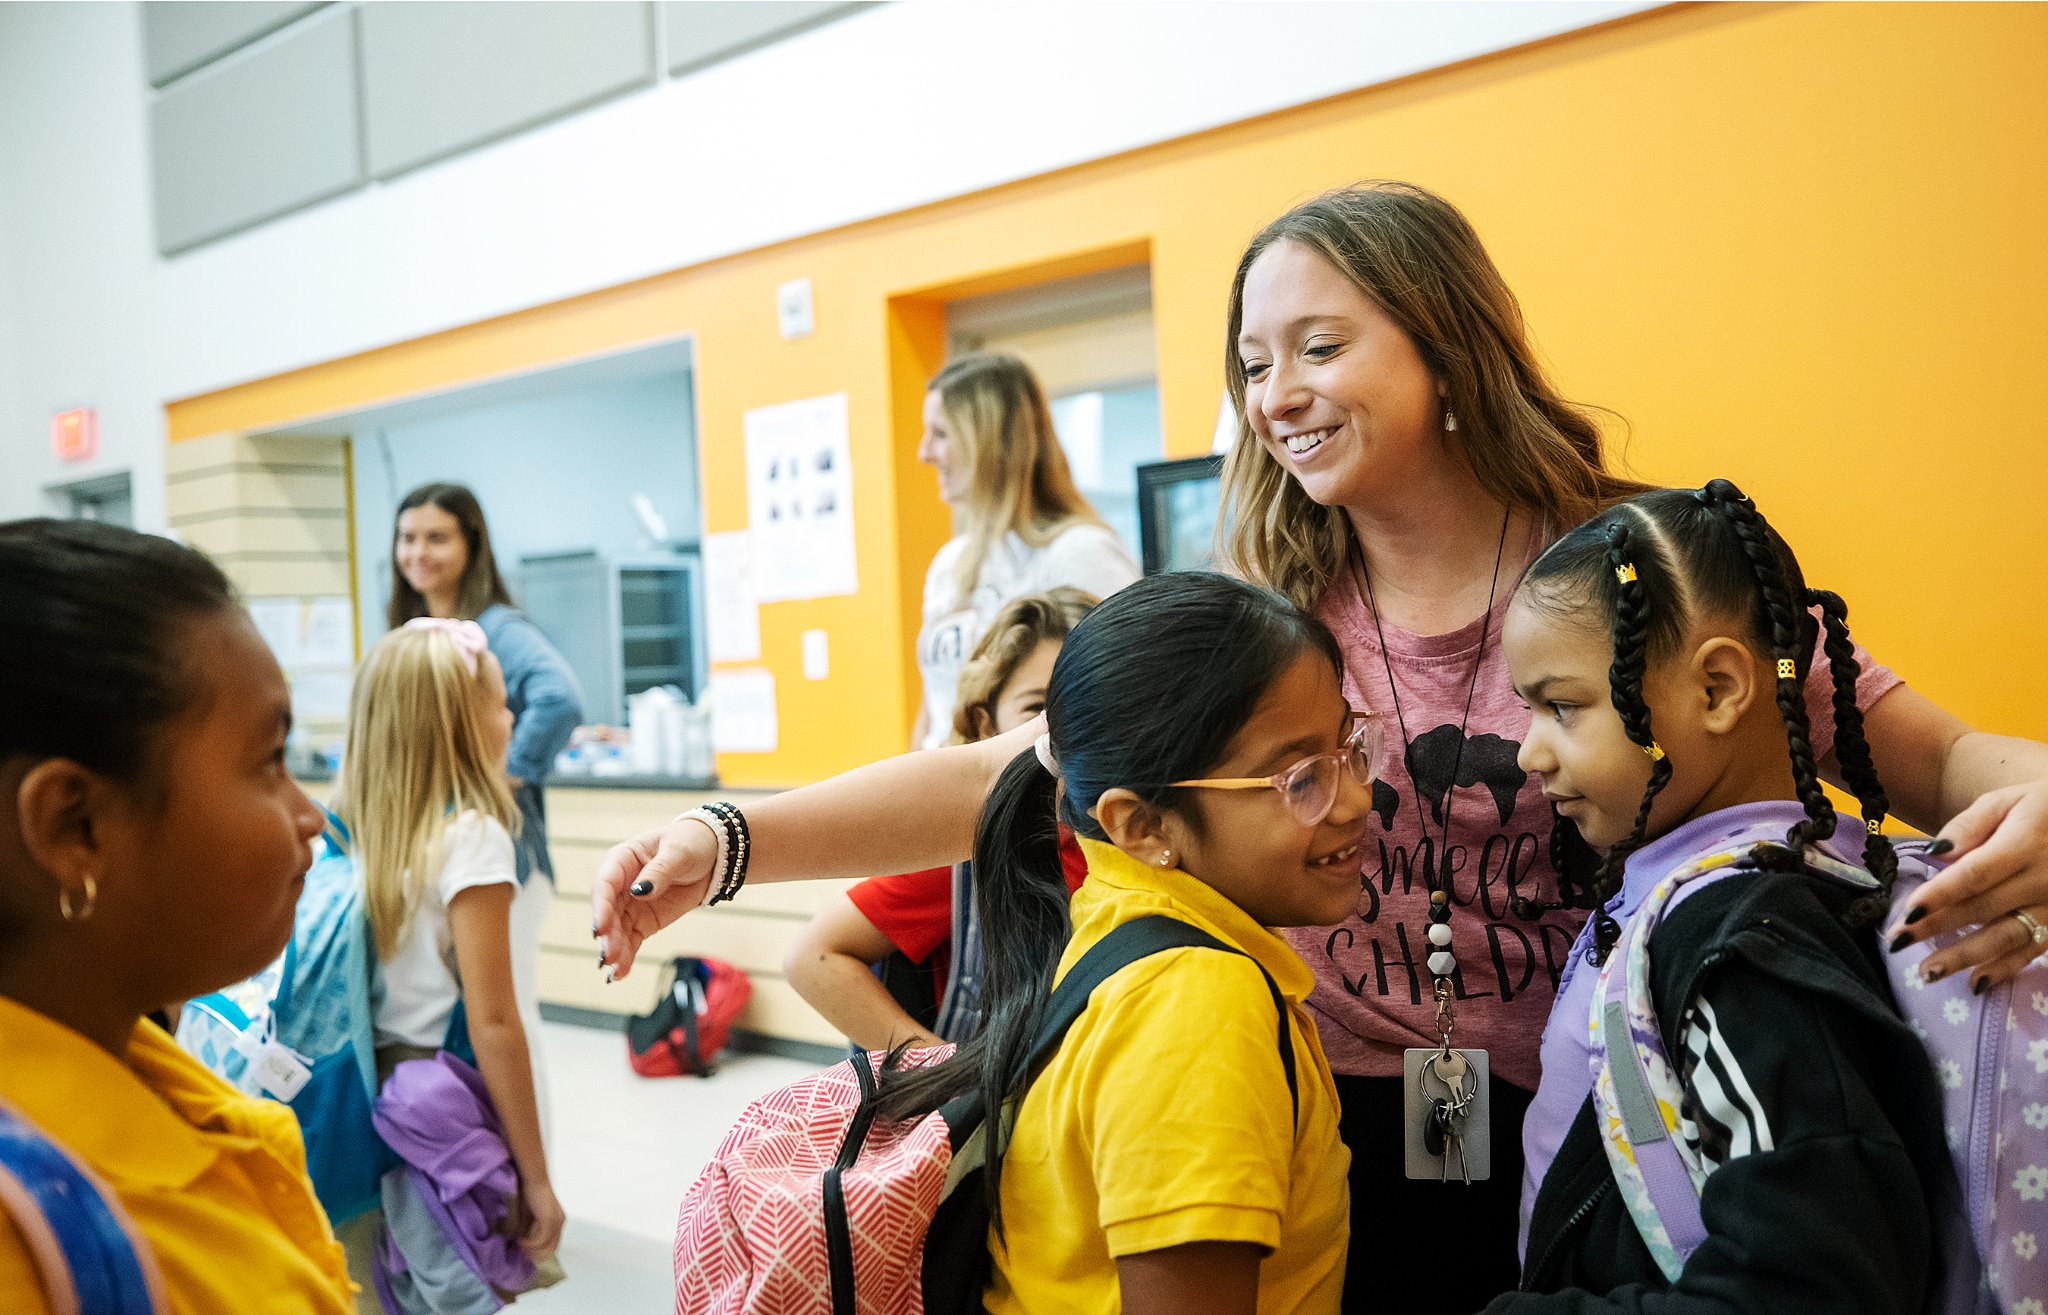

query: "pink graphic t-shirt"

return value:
[1300, 566, 1904, 1090]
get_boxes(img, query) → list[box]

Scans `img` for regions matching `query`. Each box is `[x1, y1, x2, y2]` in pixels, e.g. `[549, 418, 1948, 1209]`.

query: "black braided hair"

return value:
[1519, 480, 1904, 959]
[1808, 586, 1897, 923]
[1540, 806, 1602, 914]
[1577, 521, 1675, 960]
[1693, 480, 1836, 853]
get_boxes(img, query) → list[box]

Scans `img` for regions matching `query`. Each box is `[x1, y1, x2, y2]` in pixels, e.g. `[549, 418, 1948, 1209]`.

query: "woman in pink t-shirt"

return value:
[593, 184, 2048, 1309]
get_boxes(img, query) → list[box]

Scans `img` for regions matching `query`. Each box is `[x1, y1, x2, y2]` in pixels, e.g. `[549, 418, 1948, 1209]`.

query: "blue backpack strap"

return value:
[931, 862, 982, 1044]
[273, 809, 350, 1026]
[0, 1096, 167, 1315]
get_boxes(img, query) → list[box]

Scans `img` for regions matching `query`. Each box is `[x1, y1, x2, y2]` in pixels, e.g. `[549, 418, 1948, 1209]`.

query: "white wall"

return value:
[0, 1, 165, 525]
[0, 165, 24, 517]
[0, 0, 1642, 530]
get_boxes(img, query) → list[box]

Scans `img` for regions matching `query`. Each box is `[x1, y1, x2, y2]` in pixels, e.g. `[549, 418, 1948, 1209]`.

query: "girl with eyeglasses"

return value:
[749, 574, 1371, 1310]
[868, 572, 1375, 1312]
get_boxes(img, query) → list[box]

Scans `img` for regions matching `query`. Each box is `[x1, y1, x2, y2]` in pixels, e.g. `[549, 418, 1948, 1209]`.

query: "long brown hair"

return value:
[386, 483, 515, 627]
[931, 354, 1105, 607]
[1218, 181, 1648, 612]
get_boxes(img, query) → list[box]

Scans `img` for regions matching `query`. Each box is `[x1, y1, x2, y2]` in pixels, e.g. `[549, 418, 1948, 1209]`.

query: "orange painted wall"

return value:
[167, 2, 2048, 785]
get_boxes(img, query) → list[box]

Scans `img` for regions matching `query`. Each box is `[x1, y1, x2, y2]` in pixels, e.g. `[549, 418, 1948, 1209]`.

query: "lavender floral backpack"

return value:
[1591, 839, 2046, 1314]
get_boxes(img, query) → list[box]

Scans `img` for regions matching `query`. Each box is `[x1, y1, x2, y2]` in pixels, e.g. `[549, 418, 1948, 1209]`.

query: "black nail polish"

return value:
[1926, 838, 1954, 856]
[1887, 931, 1913, 954]
[1972, 976, 1990, 996]
[1904, 906, 1928, 926]
[1921, 964, 1944, 984]
[630, 879, 653, 897]
[598, 953, 608, 969]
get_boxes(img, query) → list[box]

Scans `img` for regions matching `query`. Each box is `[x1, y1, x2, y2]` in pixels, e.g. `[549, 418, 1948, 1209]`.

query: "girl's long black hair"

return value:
[874, 572, 1342, 1226]
[1519, 480, 1895, 963]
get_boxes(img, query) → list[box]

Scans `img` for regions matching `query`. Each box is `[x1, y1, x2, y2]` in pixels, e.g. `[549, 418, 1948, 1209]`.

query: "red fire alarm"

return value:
[51, 409, 98, 463]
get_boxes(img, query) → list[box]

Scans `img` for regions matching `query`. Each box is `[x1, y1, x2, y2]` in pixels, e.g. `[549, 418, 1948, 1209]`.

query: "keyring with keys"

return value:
[1403, 1041, 1492, 1182]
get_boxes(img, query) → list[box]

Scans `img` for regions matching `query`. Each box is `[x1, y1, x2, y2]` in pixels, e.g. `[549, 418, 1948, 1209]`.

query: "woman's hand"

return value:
[590, 816, 718, 981]
[1889, 780, 2048, 988]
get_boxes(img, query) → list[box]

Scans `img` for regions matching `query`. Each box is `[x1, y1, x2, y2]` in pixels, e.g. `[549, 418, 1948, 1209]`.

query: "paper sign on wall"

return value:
[248, 596, 358, 668]
[742, 392, 857, 602]
[302, 598, 356, 666]
[701, 530, 762, 663]
[289, 671, 353, 722]
[248, 598, 303, 667]
[710, 668, 778, 754]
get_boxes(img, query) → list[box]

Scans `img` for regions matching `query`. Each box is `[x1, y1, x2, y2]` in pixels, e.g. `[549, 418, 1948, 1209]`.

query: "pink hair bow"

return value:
[402, 616, 490, 676]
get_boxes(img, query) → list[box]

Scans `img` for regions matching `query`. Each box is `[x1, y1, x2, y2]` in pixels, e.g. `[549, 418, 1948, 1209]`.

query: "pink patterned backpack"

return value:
[672, 916, 1298, 1315]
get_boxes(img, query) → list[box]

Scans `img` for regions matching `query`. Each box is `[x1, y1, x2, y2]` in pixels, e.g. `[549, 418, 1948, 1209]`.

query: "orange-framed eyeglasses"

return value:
[1168, 712, 1384, 827]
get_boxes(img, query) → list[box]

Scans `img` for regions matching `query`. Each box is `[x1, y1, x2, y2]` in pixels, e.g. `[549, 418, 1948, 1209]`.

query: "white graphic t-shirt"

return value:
[915, 524, 1138, 748]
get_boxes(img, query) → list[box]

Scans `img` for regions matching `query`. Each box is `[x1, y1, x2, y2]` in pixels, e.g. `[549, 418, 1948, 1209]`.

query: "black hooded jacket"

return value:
[1485, 870, 1957, 1315]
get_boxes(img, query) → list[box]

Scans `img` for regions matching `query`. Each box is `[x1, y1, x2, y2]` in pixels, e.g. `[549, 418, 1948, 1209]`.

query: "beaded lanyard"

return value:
[1357, 507, 1510, 1059]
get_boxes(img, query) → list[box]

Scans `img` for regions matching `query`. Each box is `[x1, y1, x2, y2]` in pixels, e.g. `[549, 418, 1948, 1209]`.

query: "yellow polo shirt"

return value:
[0, 997, 352, 1315]
[985, 839, 1349, 1315]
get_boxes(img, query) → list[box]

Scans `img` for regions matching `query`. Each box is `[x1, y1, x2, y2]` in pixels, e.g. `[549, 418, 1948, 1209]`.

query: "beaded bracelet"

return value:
[677, 802, 752, 905]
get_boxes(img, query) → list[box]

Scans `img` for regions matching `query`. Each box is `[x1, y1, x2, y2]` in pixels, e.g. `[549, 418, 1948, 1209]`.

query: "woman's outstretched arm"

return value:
[591, 717, 1039, 980]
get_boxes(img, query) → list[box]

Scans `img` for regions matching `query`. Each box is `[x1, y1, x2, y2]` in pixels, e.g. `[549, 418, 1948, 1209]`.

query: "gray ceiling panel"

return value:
[663, 1, 868, 76]
[149, 6, 365, 255]
[359, 2, 657, 181]
[141, 1, 331, 87]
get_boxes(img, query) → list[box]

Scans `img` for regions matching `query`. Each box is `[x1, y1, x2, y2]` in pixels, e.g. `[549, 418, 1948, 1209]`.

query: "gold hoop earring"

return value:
[59, 875, 98, 923]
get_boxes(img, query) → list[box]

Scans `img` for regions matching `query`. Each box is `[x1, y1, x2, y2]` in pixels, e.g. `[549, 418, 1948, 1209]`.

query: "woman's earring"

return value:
[1157, 850, 1173, 868]
[59, 874, 98, 923]
[1443, 407, 1459, 433]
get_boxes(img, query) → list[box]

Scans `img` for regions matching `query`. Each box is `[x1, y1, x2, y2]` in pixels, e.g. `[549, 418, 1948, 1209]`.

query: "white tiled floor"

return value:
[517, 1020, 824, 1313]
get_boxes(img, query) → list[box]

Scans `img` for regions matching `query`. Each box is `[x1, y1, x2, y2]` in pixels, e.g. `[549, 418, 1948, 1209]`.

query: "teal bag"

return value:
[177, 811, 390, 1225]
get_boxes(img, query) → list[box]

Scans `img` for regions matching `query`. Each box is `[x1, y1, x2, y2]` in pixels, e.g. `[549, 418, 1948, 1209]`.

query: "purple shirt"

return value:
[1515, 799, 1876, 1260]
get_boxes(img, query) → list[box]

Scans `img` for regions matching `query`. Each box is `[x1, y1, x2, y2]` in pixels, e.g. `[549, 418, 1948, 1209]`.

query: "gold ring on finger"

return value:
[2012, 909, 2048, 946]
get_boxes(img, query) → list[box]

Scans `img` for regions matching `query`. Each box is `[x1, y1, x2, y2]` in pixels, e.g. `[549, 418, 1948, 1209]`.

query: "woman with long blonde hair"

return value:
[911, 353, 1138, 748]
[335, 619, 563, 1281]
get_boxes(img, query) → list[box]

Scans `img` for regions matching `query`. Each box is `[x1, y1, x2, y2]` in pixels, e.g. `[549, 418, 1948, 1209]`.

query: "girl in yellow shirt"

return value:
[870, 571, 1372, 1315]
[0, 518, 353, 1315]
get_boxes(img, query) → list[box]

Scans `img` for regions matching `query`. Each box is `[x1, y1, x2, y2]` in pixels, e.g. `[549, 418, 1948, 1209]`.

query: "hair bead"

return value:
[1777, 658, 1798, 680]
[1614, 563, 1638, 585]
[1642, 742, 1666, 762]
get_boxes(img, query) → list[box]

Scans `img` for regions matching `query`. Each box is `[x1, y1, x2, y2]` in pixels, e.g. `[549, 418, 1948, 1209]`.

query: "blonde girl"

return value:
[912, 354, 1138, 749]
[336, 619, 562, 1262]
[787, 588, 1098, 1049]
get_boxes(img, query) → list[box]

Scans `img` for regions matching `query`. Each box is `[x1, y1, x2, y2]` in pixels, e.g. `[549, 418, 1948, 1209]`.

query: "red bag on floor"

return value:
[627, 957, 751, 1078]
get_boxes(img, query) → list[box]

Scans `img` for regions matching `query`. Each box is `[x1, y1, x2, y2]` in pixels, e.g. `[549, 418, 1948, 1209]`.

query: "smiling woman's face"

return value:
[1235, 239, 1445, 510]
[395, 503, 470, 606]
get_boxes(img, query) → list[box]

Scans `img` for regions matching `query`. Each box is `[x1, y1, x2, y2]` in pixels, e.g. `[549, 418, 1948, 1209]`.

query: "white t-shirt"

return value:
[374, 810, 548, 1053]
[915, 522, 1139, 749]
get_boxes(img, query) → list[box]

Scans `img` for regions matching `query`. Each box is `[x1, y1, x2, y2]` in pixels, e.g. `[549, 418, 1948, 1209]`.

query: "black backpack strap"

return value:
[670, 960, 711, 1078]
[1021, 914, 1298, 1129]
[824, 1055, 880, 1315]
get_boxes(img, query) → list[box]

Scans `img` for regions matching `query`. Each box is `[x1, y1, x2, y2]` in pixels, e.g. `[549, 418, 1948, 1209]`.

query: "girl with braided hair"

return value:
[1494, 480, 1950, 1313]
